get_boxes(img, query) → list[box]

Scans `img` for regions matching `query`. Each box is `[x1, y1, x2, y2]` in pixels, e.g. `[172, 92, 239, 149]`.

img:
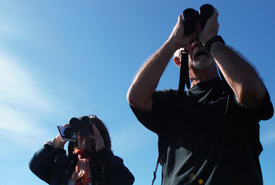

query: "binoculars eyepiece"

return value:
[64, 116, 94, 138]
[182, 4, 214, 35]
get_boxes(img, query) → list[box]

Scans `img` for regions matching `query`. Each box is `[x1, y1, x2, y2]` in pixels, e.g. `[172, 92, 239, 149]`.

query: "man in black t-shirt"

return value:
[127, 7, 273, 185]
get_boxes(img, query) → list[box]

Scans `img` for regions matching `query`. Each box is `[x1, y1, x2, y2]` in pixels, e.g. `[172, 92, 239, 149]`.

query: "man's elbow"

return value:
[126, 89, 136, 106]
[127, 90, 142, 108]
[126, 89, 152, 113]
[237, 83, 266, 109]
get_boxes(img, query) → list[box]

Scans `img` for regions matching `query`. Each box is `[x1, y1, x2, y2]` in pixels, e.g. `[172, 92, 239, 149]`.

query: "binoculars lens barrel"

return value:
[182, 8, 198, 35]
[199, 4, 214, 16]
[69, 117, 82, 132]
[199, 4, 214, 28]
[68, 116, 94, 138]
[182, 8, 198, 21]
[182, 4, 214, 35]
[64, 128, 74, 137]
[81, 116, 93, 126]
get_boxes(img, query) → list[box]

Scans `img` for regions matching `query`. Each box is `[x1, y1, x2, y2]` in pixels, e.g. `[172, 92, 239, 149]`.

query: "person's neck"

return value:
[189, 70, 219, 87]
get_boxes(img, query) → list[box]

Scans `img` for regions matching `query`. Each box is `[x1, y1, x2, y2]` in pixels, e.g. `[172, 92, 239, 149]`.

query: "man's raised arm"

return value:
[127, 15, 197, 114]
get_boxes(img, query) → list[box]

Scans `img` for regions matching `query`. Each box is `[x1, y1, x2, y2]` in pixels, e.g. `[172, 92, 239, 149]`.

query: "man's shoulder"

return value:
[153, 89, 178, 105]
[154, 88, 178, 97]
[155, 88, 177, 93]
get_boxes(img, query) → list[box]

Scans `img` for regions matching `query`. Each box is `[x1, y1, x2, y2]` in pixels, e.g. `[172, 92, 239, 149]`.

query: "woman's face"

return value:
[76, 123, 107, 153]
[77, 131, 95, 153]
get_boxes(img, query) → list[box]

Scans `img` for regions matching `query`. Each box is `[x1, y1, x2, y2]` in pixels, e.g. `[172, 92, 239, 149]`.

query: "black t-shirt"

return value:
[131, 78, 273, 185]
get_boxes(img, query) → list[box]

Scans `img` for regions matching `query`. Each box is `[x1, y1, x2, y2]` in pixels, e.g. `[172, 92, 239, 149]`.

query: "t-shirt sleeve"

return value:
[234, 87, 274, 121]
[252, 88, 274, 120]
[130, 89, 177, 134]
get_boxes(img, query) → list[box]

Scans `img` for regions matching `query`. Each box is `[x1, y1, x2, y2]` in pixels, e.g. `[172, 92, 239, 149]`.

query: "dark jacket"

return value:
[29, 140, 135, 185]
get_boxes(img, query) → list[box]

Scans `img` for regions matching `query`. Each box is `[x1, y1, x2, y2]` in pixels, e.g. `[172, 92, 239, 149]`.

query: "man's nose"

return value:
[186, 39, 200, 51]
[191, 40, 200, 49]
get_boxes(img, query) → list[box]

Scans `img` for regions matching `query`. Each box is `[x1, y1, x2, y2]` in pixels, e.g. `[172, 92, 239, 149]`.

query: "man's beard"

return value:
[192, 57, 213, 69]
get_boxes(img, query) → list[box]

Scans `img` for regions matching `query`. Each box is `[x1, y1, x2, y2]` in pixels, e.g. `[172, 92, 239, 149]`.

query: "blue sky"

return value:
[0, 0, 274, 185]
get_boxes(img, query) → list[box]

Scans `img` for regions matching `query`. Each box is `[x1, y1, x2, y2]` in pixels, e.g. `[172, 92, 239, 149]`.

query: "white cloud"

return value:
[0, 59, 51, 110]
[0, 54, 56, 148]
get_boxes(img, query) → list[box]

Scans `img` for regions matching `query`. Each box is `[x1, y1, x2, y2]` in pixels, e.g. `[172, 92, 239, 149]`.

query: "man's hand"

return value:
[127, 13, 197, 114]
[168, 14, 198, 49]
[197, 8, 219, 45]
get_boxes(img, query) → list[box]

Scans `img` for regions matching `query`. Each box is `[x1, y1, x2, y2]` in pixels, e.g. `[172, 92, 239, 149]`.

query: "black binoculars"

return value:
[182, 4, 214, 35]
[64, 116, 94, 138]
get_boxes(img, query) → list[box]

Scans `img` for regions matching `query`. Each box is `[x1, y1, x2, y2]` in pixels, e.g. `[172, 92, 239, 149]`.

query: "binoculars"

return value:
[182, 4, 214, 35]
[64, 116, 94, 138]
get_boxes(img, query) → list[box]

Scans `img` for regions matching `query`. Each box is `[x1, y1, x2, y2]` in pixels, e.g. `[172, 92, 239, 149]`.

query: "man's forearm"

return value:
[127, 40, 177, 113]
[210, 41, 265, 109]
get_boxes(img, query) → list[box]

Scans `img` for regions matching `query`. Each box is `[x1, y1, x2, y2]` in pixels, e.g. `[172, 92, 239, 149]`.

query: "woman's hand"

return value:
[89, 124, 105, 152]
[54, 124, 69, 148]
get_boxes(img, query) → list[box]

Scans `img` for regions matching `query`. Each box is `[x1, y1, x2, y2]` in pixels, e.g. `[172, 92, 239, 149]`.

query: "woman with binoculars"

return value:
[29, 115, 135, 185]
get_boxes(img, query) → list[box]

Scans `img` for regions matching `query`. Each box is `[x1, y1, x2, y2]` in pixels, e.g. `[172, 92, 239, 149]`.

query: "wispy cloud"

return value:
[0, 4, 34, 41]
[0, 52, 56, 148]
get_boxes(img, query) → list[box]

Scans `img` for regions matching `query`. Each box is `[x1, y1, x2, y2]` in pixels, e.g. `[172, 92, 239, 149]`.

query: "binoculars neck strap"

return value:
[152, 50, 190, 185]
[177, 50, 190, 100]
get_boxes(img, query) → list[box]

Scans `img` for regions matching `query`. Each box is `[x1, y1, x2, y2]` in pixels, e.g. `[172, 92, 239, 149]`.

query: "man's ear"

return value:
[174, 57, 181, 67]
